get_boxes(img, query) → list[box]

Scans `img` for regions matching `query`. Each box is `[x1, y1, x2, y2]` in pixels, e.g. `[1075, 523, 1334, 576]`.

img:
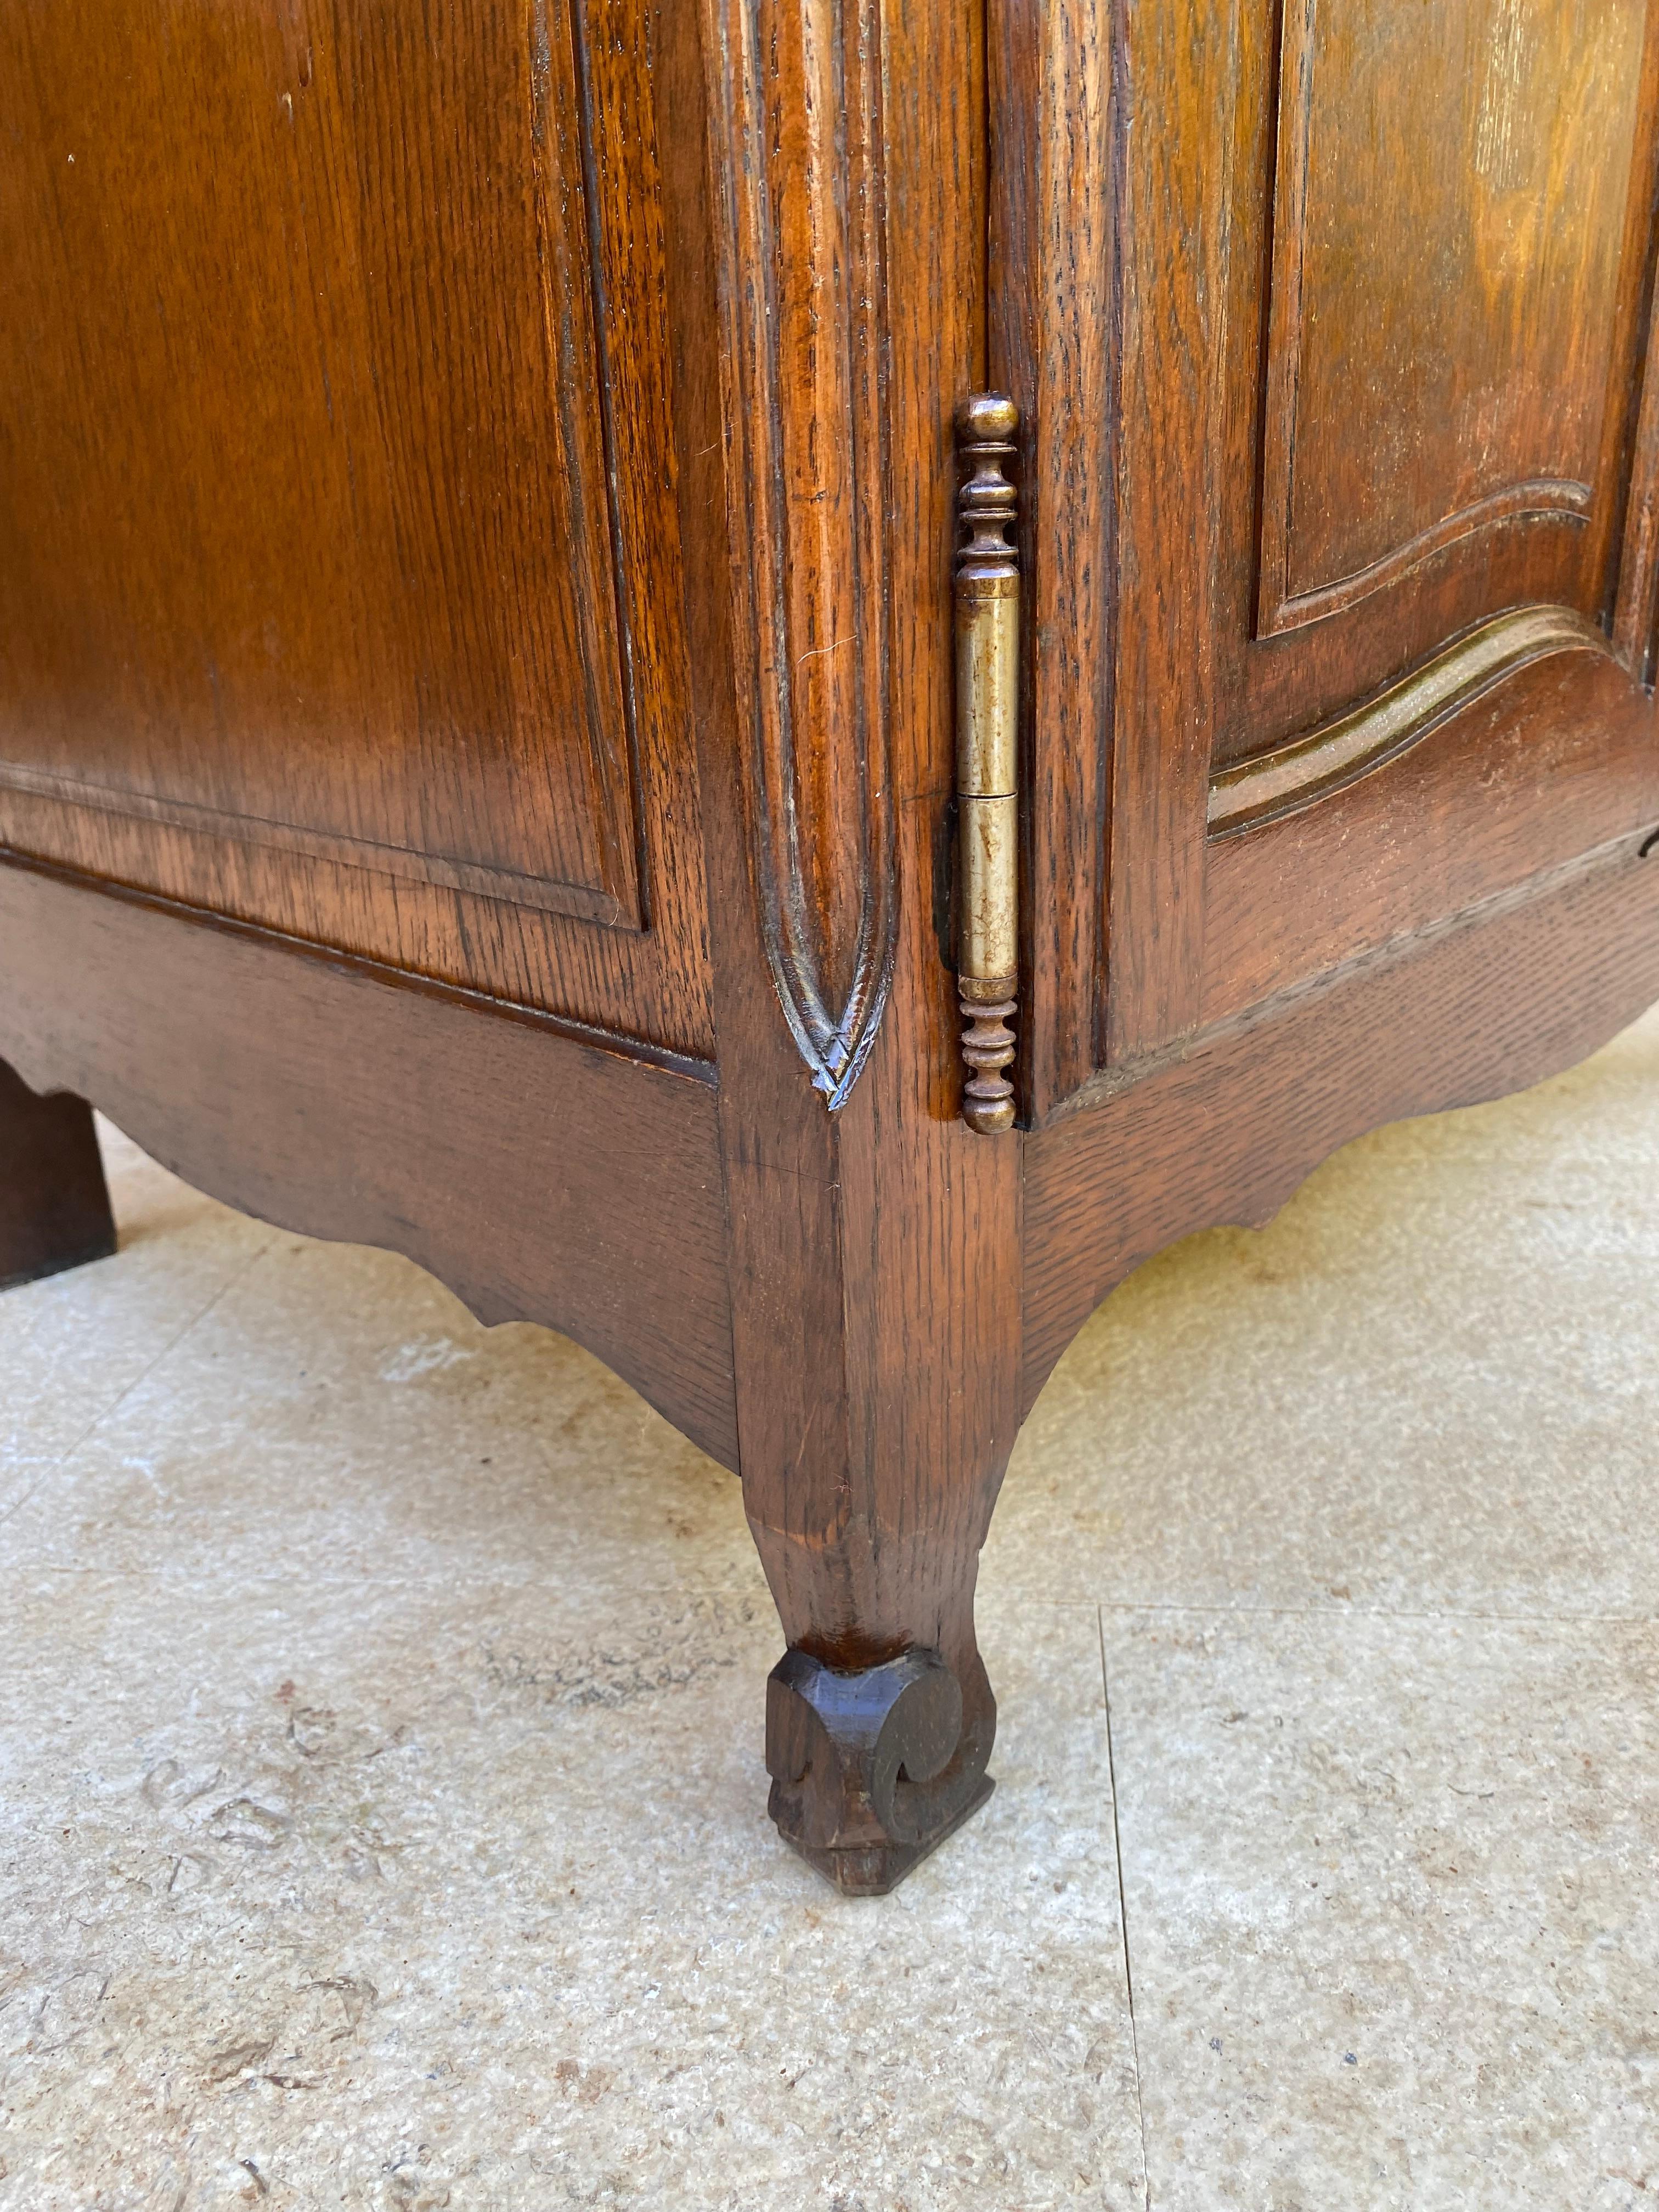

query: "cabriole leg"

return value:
[729, 1126, 1018, 1898]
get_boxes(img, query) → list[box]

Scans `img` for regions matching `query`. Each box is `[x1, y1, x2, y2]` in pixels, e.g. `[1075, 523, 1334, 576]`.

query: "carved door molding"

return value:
[0, 0, 727, 1058]
[1254, 0, 1642, 641]
[704, 0, 899, 1109]
[0, 0, 664, 932]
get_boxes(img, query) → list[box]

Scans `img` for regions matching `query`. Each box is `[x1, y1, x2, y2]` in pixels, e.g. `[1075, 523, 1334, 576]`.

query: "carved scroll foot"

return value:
[0, 1059, 116, 1293]
[765, 1644, 996, 1894]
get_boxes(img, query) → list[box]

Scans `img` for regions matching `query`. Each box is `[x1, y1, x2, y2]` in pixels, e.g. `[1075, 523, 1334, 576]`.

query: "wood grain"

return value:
[990, 0, 1118, 1113]
[1231, 0, 1659, 751]
[9, 0, 1659, 1900]
[1038, 0, 1659, 1103]
[1203, 633, 1659, 1028]
[1613, 242, 1659, 681]
[1096, 0, 1235, 1063]
[1257, 0, 1644, 635]
[703, 0, 898, 1107]
[1023, 830, 1659, 1418]
[675, 0, 1018, 1888]
[1208, 607, 1611, 837]
[0, 857, 736, 1469]
[0, 0, 713, 1058]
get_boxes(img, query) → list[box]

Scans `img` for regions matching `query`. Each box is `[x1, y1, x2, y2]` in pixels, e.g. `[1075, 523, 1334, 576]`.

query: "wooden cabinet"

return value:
[6, 1, 1659, 1893]
[1, 0, 711, 1049]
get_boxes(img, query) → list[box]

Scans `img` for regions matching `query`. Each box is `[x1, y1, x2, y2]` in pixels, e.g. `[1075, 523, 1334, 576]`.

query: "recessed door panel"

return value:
[1005, 0, 1659, 1105]
[0, 0, 711, 1054]
[1259, 0, 1647, 638]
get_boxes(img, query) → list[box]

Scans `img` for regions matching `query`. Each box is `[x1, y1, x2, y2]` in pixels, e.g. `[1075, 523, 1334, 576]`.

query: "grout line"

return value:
[1100, 1605, 1153, 2212]
[0, 1234, 276, 1534]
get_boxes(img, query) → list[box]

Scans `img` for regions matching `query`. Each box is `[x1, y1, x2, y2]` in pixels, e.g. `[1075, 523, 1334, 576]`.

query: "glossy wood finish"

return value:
[1202, 633, 1659, 1026]
[0, 1060, 115, 1293]
[1006, 0, 1659, 1101]
[1235, 0, 1659, 748]
[706, 0, 900, 1107]
[1258, 0, 1645, 639]
[989, 0, 1119, 1109]
[0, 0, 712, 1057]
[7, 0, 1659, 1894]
[1207, 607, 1606, 837]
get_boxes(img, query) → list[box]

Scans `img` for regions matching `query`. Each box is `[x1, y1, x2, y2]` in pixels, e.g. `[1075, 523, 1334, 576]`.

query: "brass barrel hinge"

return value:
[953, 393, 1020, 1134]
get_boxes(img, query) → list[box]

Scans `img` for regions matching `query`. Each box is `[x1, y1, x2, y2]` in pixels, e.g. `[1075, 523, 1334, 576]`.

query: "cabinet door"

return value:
[0, 1, 711, 1058]
[1003, 0, 1659, 1109]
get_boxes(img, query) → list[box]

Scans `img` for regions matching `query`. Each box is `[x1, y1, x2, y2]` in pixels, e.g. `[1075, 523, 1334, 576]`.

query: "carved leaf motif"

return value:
[708, 0, 897, 1108]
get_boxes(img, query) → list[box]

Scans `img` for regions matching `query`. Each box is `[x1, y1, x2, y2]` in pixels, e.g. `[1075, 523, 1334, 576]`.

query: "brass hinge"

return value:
[954, 393, 1020, 1134]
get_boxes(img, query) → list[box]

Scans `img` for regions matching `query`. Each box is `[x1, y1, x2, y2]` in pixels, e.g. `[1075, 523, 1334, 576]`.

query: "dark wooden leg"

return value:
[743, 1302, 1011, 1895]
[714, 833, 1022, 1899]
[707, 758, 1021, 1896]
[702, 730, 1021, 1893]
[759, 1548, 1000, 1895]
[0, 1058, 116, 1290]
[662, 0, 1014, 1893]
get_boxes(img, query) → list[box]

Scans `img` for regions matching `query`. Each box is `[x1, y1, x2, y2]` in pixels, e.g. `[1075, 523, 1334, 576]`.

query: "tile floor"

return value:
[3, 1013, 1658, 2210]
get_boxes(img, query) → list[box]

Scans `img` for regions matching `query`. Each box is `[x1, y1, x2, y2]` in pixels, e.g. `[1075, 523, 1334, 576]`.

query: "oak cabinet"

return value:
[5, 1, 1659, 1892]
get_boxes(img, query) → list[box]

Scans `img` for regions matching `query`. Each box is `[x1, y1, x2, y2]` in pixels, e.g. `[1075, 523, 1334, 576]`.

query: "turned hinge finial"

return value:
[954, 393, 1020, 1135]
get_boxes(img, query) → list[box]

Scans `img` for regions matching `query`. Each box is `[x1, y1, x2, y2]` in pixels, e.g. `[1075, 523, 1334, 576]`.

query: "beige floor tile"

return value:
[1103, 1606, 1659, 2212]
[0, 1570, 1139, 2211]
[0, 1228, 758, 1596]
[0, 1123, 270, 1520]
[7, 1005, 1659, 2208]
[987, 1008, 1659, 1620]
